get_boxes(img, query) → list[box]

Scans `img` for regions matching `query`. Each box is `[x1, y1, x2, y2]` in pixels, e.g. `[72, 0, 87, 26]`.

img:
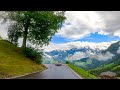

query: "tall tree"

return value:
[3, 11, 66, 48]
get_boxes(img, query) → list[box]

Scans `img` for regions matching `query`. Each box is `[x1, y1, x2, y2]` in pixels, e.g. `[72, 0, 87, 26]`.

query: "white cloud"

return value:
[0, 11, 120, 48]
[56, 11, 103, 40]
[56, 11, 120, 40]
[0, 21, 8, 39]
[43, 52, 52, 59]
[90, 51, 115, 61]
[65, 43, 115, 61]
[68, 50, 96, 61]
[96, 11, 120, 37]
[69, 52, 86, 61]
[117, 47, 120, 54]
[42, 41, 117, 52]
[18, 38, 23, 47]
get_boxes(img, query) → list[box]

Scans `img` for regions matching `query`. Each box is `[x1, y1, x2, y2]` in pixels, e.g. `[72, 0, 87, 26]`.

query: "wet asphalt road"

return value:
[16, 64, 80, 79]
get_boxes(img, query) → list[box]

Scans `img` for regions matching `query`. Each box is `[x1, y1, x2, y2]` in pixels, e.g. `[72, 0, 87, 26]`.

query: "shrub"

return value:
[22, 47, 43, 64]
[66, 61, 70, 64]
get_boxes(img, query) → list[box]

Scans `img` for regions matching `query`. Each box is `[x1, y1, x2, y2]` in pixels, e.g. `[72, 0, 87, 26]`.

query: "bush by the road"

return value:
[66, 61, 70, 64]
[22, 47, 43, 64]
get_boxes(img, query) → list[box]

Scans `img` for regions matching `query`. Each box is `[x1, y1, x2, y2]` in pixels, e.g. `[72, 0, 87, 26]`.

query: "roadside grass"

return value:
[68, 64, 98, 79]
[0, 40, 46, 78]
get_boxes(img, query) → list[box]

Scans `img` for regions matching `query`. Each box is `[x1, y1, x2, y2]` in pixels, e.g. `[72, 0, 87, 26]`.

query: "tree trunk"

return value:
[22, 26, 28, 48]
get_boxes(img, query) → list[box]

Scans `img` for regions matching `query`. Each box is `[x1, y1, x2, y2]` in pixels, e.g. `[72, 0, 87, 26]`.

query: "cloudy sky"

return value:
[0, 11, 120, 51]
[53, 11, 120, 42]
[43, 11, 120, 51]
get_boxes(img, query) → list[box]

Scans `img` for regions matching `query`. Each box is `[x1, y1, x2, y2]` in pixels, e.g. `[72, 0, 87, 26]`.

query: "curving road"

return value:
[16, 64, 81, 79]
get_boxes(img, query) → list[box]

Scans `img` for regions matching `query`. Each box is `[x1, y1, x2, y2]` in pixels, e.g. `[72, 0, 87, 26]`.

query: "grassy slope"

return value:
[0, 40, 46, 78]
[89, 54, 120, 77]
[89, 41, 120, 78]
[89, 62, 120, 77]
[89, 63, 114, 75]
[68, 64, 98, 79]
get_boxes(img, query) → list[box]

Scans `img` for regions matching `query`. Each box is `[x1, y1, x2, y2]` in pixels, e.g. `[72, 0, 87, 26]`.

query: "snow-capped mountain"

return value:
[43, 41, 114, 62]
[45, 47, 102, 63]
[42, 41, 118, 69]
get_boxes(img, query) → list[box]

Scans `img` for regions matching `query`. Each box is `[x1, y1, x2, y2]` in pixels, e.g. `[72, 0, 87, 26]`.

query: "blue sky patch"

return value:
[50, 32, 120, 44]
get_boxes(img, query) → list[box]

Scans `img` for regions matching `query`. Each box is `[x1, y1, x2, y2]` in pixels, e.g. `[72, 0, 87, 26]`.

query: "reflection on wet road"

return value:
[17, 64, 80, 79]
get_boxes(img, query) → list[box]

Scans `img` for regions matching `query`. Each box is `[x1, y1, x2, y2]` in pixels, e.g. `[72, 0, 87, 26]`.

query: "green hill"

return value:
[89, 41, 120, 78]
[0, 40, 46, 79]
[89, 55, 120, 77]
[68, 64, 98, 79]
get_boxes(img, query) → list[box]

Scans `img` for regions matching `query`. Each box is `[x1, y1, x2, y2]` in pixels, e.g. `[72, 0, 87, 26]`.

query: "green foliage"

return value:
[112, 65, 120, 71]
[66, 61, 70, 64]
[68, 64, 97, 79]
[7, 23, 22, 46]
[22, 47, 43, 64]
[5, 11, 66, 47]
[89, 63, 114, 76]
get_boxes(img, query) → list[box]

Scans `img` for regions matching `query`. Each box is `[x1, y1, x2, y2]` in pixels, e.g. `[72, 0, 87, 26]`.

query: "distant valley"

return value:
[42, 41, 119, 70]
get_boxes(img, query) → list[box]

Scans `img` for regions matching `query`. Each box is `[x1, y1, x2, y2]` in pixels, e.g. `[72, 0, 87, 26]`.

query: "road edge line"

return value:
[66, 65, 83, 79]
[5, 68, 47, 79]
